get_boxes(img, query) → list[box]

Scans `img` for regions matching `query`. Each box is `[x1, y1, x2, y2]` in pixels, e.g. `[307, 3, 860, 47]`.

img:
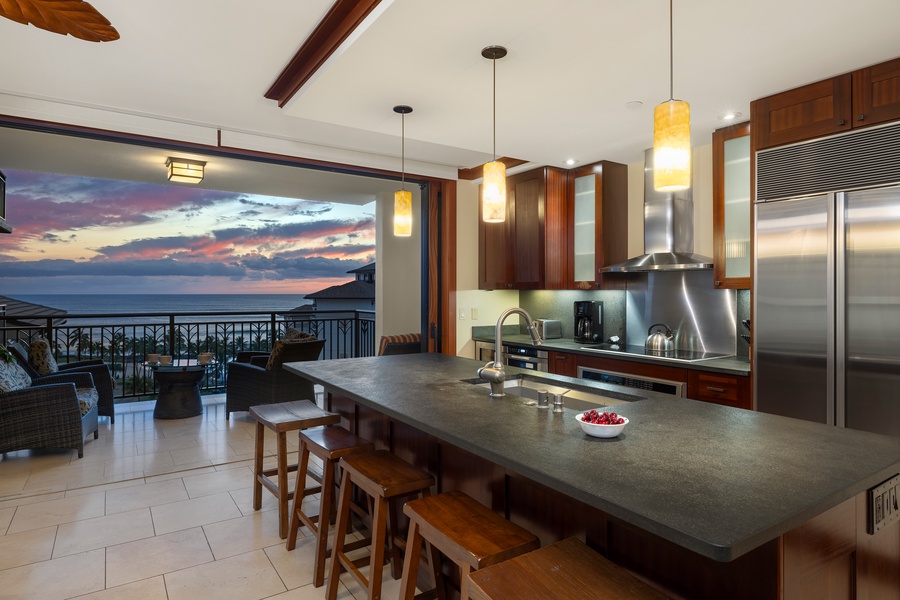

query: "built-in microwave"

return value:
[474, 341, 549, 372]
[577, 366, 685, 397]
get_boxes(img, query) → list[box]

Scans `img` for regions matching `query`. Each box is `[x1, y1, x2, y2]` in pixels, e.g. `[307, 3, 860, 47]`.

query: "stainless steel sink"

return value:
[466, 375, 635, 410]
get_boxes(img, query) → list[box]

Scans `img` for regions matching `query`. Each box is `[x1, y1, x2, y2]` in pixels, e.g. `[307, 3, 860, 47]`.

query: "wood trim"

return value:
[457, 157, 529, 180]
[439, 181, 457, 355]
[264, 0, 385, 107]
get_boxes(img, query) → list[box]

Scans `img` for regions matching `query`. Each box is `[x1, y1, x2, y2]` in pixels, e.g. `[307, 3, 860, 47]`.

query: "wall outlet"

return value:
[471, 308, 478, 320]
[459, 309, 466, 320]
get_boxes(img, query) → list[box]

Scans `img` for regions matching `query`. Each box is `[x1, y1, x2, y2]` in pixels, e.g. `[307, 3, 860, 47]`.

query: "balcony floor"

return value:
[0, 390, 409, 599]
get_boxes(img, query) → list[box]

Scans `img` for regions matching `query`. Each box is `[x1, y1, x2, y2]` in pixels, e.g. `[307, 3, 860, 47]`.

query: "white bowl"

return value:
[576, 412, 628, 438]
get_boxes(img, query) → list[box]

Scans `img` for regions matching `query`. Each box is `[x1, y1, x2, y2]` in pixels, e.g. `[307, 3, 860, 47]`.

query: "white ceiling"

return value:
[1, 0, 900, 199]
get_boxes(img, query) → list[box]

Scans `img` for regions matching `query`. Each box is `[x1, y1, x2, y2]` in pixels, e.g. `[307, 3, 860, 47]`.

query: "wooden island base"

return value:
[327, 392, 900, 600]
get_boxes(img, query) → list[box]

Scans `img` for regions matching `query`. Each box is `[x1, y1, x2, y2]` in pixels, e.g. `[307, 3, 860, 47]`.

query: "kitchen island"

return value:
[284, 353, 900, 600]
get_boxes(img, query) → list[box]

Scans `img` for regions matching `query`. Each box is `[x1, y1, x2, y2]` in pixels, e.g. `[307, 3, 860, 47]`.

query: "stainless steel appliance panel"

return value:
[577, 366, 686, 397]
[842, 187, 900, 436]
[754, 194, 832, 424]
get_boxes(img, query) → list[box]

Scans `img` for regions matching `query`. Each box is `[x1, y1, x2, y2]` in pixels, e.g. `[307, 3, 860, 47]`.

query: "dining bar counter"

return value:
[284, 353, 900, 599]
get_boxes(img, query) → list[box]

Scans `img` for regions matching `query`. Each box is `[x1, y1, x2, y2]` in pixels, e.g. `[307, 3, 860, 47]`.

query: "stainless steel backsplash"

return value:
[625, 271, 737, 355]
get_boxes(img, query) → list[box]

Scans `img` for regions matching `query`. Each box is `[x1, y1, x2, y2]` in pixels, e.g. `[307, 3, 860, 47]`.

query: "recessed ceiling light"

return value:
[626, 101, 643, 110]
[566, 159, 576, 166]
[718, 111, 742, 121]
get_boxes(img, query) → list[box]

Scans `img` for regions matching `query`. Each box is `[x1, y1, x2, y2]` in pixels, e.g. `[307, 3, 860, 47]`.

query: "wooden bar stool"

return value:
[399, 490, 540, 600]
[325, 450, 436, 600]
[249, 400, 340, 539]
[286, 425, 375, 588]
[467, 537, 672, 600]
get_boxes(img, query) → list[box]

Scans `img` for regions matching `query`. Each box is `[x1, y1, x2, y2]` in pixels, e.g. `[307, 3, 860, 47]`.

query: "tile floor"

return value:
[0, 395, 411, 600]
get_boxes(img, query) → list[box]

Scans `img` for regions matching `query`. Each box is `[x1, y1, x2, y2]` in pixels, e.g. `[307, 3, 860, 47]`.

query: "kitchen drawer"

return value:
[548, 351, 578, 377]
[688, 371, 750, 409]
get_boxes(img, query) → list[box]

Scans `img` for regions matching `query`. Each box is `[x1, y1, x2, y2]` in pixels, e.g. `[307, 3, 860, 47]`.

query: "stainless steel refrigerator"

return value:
[754, 183, 900, 437]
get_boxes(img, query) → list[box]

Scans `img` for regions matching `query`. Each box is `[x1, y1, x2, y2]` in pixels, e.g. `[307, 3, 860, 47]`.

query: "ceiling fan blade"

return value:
[0, 0, 119, 42]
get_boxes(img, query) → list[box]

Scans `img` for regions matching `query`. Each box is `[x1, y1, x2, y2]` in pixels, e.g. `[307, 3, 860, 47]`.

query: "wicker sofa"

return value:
[0, 370, 99, 459]
[8, 339, 116, 424]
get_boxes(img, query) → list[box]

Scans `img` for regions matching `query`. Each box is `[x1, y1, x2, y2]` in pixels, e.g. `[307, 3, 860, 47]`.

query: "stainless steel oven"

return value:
[474, 341, 549, 372]
[577, 366, 685, 397]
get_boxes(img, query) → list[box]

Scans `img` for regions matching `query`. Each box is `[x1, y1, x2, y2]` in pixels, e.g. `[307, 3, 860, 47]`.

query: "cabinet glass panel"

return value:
[573, 174, 596, 281]
[723, 135, 751, 278]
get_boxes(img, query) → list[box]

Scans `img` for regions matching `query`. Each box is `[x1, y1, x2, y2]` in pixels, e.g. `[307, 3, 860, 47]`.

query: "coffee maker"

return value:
[574, 301, 603, 344]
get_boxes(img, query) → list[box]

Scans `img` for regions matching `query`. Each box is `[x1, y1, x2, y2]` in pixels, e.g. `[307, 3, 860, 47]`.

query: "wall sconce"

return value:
[166, 157, 205, 184]
[393, 105, 413, 237]
[482, 45, 508, 223]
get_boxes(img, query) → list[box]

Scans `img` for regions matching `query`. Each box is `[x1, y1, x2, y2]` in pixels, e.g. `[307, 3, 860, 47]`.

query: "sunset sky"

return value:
[0, 170, 375, 295]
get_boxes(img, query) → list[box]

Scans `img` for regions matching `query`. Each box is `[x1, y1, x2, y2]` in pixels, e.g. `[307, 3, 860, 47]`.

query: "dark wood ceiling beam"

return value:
[457, 157, 529, 180]
[265, 0, 384, 108]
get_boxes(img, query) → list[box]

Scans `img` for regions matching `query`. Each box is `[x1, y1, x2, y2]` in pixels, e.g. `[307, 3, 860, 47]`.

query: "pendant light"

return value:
[481, 45, 508, 223]
[653, 0, 691, 192]
[393, 105, 413, 237]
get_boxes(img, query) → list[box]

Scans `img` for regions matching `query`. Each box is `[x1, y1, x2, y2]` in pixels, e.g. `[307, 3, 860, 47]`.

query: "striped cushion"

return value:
[378, 333, 421, 356]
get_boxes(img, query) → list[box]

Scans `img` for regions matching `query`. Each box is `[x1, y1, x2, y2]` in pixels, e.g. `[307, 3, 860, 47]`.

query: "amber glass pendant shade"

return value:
[482, 160, 507, 222]
[653, 99, 691, 191]
[394, 189, 412, 237]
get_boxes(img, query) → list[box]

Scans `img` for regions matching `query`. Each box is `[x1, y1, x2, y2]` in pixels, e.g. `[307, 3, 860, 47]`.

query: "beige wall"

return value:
[375, 190, 422, 343]
[454, 146, 715, 357]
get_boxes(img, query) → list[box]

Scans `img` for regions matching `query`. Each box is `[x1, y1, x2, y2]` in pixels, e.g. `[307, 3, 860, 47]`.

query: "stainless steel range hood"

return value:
[601, 148, 712, 272]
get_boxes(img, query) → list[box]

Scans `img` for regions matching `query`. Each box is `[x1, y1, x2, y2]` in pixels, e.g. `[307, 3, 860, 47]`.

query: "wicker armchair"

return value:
[378, 333, 423, 356]
[8, 340, 116, 424]
[0, 371, 99, 459]
[225, 339, 326, 420]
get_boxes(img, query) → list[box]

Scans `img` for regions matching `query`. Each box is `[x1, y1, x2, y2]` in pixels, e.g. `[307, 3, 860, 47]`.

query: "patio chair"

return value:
[7, 339, 116, 424]
[225, 338, 326, 420]
[0, 358, 99, 459]
[378, 332, 422, 356]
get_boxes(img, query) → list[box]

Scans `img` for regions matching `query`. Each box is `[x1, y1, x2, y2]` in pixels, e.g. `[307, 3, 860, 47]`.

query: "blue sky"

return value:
[0, 170, 375, 294]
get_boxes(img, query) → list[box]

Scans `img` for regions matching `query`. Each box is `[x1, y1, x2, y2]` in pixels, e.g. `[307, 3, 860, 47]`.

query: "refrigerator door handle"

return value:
[833, 192, 845, 428]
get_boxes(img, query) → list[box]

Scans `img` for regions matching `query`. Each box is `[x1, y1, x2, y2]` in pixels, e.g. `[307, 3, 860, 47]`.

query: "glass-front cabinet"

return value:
[567, 161, 628, 289]
[713, 122, 751, 289]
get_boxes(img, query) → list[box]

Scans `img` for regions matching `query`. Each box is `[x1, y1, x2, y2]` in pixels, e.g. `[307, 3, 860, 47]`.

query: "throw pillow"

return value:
[265, 339, 288, 371]
[283, 326, 313, 342]
[29, 338, 59, 377]
[0, 359, 32, 393]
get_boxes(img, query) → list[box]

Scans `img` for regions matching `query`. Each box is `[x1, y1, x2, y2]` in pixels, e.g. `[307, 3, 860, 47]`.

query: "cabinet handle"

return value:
[857, 114, 865, 121]
[838, 119, 846, 125]
[715, 280, 722, 286]
[706, 386, 726, 393]
[557, 355, 568, 360]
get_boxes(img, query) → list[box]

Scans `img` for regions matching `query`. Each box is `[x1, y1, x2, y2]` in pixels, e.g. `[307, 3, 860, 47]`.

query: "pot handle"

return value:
[648, 323, 672, 336]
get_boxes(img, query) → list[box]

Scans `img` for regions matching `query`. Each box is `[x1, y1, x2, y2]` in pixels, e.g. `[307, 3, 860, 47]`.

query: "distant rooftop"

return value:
[347, 262, 375, 274]
[0, 295, 68, 326]
[304, 280, 375, 300]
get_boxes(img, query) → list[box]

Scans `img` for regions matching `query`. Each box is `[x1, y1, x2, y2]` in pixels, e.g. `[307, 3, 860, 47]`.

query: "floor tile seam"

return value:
[260, 543, 294, 595]
[0, 524, 60, 574]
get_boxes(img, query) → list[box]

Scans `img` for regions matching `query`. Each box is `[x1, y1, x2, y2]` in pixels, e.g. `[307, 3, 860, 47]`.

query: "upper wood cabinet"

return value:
[712, 122, 751, 290]
[478, 167, 567, 290]
[752, 56, 900, 150]
[567, 161, 628, 289]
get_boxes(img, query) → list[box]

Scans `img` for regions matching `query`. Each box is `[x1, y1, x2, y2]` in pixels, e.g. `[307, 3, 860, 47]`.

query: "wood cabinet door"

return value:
[478, 184, 515, 290]
[751, 74, 852, 150]
[687, 371, 751, 410]
[509, 169, 546, 289]
[713, 122, 751, 290]
[548, 351, 578, 377]
[566, 161, 628, 290]
[852, 56, 900, 128]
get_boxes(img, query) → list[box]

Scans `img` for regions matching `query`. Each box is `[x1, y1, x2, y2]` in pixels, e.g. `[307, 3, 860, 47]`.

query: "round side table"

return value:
[149, 363, 209, 419]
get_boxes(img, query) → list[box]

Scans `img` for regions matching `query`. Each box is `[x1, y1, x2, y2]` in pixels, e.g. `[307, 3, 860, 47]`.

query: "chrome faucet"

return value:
[477, 307, 543, 396]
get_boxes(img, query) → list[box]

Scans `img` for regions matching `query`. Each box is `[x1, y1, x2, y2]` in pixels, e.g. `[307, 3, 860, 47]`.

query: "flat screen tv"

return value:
[0, 170, 9, 234]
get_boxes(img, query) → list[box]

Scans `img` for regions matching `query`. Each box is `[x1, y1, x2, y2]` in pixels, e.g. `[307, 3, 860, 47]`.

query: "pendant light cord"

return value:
[492, 55, 497, 161]
[401, 112, 406, 191]
[669, 0, 674, 101]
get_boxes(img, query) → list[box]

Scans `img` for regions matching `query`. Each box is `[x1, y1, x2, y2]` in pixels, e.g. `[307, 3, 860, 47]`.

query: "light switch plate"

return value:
[459, 309, 466, 320]
[868, 473, 900, 535]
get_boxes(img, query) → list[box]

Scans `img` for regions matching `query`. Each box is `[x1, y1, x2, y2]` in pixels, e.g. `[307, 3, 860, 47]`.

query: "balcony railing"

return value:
[1, 309, 376, 403]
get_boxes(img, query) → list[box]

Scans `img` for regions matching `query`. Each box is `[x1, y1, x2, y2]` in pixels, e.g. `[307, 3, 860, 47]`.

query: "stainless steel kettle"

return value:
[645, 323, 674, 355]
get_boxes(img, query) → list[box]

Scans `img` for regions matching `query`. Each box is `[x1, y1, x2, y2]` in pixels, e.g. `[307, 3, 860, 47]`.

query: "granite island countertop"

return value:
[284, 353, 900, 562]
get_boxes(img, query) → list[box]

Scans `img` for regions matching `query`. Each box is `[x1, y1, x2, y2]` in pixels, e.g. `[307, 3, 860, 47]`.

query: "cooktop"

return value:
[579, 343, 732, 363]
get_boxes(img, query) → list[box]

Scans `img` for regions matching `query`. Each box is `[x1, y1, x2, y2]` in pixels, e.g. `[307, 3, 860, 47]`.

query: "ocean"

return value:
[14, 294, 312, 325]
